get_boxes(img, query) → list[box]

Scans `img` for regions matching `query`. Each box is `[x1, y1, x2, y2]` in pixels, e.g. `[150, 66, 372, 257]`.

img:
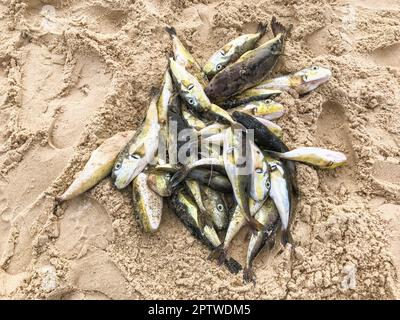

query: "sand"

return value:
[0, 0, 399, 300]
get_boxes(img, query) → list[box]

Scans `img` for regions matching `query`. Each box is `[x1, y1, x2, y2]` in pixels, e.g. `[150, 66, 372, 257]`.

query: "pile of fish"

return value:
[56, 17, 347, 283]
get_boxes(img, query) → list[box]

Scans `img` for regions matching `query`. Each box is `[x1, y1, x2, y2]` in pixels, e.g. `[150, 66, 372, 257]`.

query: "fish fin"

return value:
[224, 257, 243, 274]
[256, 22, 268, 37]
[243, 268, 256, 285]
[150, 86, 160, 98]
[271, 16, 293, 38]
[208, 244, 227, 266]
[165, 26, 177, 38]
[248, 216, 264, 234]
[281, 228, 294, 247]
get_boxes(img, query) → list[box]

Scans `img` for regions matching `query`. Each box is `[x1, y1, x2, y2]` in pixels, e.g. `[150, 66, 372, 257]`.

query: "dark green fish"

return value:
[205, 17, 292, 102]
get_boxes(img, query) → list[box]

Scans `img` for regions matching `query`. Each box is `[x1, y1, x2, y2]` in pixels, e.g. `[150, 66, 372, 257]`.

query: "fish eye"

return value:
[312, 66, 319, 70]
[188, 98, 195, 105]
[265, 99, 272, 103]
[266, 181, 271, 189]
[115, 163, 121, 170]
[130, 154, 140, 160]
[255, 168, 263, 174]
[217, 204, 224, 211]
[216, 64, 222, 71]
[269, 163, 277, 171]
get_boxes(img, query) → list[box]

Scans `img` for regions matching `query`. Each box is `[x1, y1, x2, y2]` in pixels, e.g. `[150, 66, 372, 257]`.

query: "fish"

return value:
[169, 58, 236, 124]
[266, 155, 293, 245]
[267, 147, 347, 169]
[57, 131, 135, 202]
[254, 117, 283, 138]
[112, 91, 160, 189]
[251, 66, 332, 95]
[208, 199, 265, 265]
[165, 26, 208, 87]
[249, 140, 270, 202]
[157, 70, 175, 165]
[132, 172, 164, 233]
[147, 170, 172, 197]
[198, 123, 229, 138]
[167, 93, 197, 166]
[185, 179, 210, 224]
[201, 185, 229, 231]
[203, 22, 267, 78]
[243, 199, 280, 284]
[205, 17, 292, 102]
[232, 111, 288, 152]
[223, 127, 264, 233]
[229, 99, 286, 120]
[219, 88, 282, 109]
[168, 189, 242, 274]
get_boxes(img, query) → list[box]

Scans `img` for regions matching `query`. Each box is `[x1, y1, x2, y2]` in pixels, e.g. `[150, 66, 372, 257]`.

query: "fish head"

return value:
[112, 148, 145, 189]
[294, 66, 332, 95]
[203, 45, 232, 78]
[322, 150, 347, 169]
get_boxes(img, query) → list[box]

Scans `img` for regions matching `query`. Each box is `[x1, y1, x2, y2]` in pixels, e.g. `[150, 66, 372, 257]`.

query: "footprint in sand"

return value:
[75, 5, 128, 34]
[49, 54, 111, 149]
[372, 161, 400, 188]
[369, 43, 400, 69]
[55, 196, 113, 260]
[315, 101, 356, 189]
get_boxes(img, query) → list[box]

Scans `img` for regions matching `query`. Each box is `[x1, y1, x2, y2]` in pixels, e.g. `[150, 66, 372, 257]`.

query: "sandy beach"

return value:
[0, 0, 399, 299]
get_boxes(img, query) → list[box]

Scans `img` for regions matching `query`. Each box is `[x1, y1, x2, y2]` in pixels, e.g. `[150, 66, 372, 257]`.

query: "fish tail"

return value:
[169, 167, 190, 189]
[224, 257, 243, 275]
[165, 26, 177, 38]
[243, 267, 256, 285]
[208, 244, 227, 266]
[281, 228, 294, 246]
[271, 16, 293, 38]
[256, 22, 268, 37]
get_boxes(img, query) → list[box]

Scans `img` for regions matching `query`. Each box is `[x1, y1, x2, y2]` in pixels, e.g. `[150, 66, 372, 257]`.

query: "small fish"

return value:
[266, 156, 292, 245]
[219, 88, 282, 109]
[169, 58, 236, 124]
[243, 199, 280, 284]
[249, 140, 270, 202]
[147, 170, 172, 197]
[112, 91, 160, 189]
[201, 185, 229, 231]
[268, 147, 347, 169]
[252, 66, 332, 95]
[57, 131, 135, 202]
[254, 117, 283, 138]
[165, 26, 208, 87]
[157, 70, 175, 165]
[209, 199, 265, 265]
[132, 172, 163, 233]
[205, 17, 292, 102]
[229, 99, 286, 120]
[223, 127, 264, 233]
[168, 189, 242, 274]
[203, 22, 267, 78]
